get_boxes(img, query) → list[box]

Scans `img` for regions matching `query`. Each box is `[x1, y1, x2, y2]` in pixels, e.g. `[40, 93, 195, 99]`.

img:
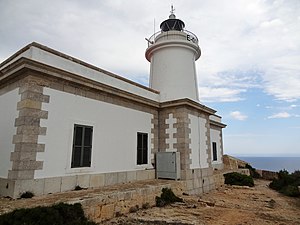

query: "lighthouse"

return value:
[145, 7, 201, 102]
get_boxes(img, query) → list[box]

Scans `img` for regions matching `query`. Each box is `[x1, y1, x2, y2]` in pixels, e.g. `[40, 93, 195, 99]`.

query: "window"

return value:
[71, 124, 93, 168]
[212, 142, 217, 161]
[137, 133, 148, 165]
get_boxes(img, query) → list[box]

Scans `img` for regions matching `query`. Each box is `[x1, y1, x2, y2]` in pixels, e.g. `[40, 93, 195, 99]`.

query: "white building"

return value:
[0, 12, 226, 198]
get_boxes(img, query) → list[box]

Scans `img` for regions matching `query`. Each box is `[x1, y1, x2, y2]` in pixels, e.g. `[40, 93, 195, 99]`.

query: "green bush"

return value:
[20, 191, 34, 199]
[224, 172, 254, 187]
[269, 170, 300, 197]
[0, 203, 96, 225]
[245, 164, 261, 178]
[155, 188, 183, 207]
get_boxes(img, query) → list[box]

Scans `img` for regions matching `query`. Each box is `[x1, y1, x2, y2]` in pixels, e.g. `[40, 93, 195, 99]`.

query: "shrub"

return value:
[269, 170, 300, 197]
[245, 164, 261, 178]
[282, 185, 300, 197]
[155, 188, 183, 207]
[224, 172, 254, 187]
[74, 185, 83, 191]
[0, 203, 96, 225]
[20, 191, 34, 199]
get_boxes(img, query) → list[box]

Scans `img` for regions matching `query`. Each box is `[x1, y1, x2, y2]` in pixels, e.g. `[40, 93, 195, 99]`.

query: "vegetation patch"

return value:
[224, 172, 254, 187]
[245, 164, 261, 178]
[20, 191, 34, 199]
[0, 202, 96, 225]
[269, 170, 300, 197]
[156, 188, 183, 207]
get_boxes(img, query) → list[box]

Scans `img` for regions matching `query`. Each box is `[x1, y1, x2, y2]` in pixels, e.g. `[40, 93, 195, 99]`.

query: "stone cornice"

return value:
[210, 120, 227, 128]
[159, 98, 217, 115]
[0, 42, 159, 95]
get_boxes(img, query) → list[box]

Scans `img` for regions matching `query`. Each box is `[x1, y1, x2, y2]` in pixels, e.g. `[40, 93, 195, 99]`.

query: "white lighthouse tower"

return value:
[146, 7, 201, 102]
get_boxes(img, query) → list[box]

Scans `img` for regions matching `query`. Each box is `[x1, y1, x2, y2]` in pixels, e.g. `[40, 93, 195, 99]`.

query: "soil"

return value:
[100, 179, 300, 225]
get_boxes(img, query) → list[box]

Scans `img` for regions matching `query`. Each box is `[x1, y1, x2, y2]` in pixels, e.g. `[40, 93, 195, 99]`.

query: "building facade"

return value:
[0, 12, 226, 198]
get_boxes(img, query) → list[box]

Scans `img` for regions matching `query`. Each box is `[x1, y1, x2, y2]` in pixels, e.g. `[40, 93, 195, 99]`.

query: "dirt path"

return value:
[101, 179, 300, 225]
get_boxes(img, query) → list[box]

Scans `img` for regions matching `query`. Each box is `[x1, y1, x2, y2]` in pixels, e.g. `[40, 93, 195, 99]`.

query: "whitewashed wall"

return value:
[35, 88, 153, 179]
[0, 89, 19, 178]
[210, 128, 223, 165]
[189, 114, 209, 169]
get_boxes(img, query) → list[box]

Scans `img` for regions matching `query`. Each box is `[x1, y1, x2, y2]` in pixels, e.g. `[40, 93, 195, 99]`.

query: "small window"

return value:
[137, 133, 148, 165]
[212, 142, 217, 161]
[71, 124, 93, 168]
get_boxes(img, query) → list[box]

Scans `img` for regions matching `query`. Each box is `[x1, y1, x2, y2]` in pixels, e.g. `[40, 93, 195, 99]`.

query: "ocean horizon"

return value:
[235, 156, 300, 173]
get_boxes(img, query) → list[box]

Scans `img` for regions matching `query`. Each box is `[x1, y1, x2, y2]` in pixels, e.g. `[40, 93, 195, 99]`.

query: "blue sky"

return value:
[0, 0, 299, 156]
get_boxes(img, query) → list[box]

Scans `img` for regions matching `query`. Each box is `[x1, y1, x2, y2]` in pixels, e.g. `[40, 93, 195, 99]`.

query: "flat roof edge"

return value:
[0, 42, 159, 95]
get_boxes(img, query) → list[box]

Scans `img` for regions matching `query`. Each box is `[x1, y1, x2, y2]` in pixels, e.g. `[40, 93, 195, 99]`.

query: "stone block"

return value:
[61, 176, 76, 192]
[104, 172, 118, 186]
[94, 206, 101, 219]
[90, 174, 105, 188]
[10, 151, 37, 161]
[186, 180, 194, 191]
[44, 177, 62, 194]
[15, 117, 40, 126]
[17, 179, 45, 196]
[21, 91, 49, 103]
[13, 134, 38, 144]
[100, 204, 115, 221]
[193, 178, 203, 189]
[148, 169, 155, 179]
[18, 109, 48, 119]
[19, 84, 43, 94]
[14, 143, 45, 152]
[12, 160, 43, 170]
[117, 172, 127, 184]
[17, 99, 42, 110]
[0, 178, 15, 198]
[77, 174, 90, 188]
[203, 185, 210, 193]
[136, 170, 149, 181]
[8, 170, 35, 179]
[126, 171, 136, 182]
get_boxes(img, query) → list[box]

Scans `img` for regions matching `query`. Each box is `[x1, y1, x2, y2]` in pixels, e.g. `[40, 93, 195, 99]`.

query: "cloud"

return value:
[0, 0, 300, 103]
[268, 112, 291, 119]
[199, 87, 246, 102]
[229, 111, 248, 121]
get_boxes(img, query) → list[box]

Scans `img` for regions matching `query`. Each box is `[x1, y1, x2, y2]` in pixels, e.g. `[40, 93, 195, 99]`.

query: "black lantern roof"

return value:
[160, 12, 185, 32]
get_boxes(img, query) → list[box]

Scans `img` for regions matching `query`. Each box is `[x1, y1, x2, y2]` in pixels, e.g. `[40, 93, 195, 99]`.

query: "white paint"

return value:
[210, 128, 223, 165]
[165, 113, 177, 152]
[146, 31, 201, 102]
[0, 89, 19, 178]
[35, 88, 153, 179]
[189, 114, 209, 169]
[0, 45, 159, 102]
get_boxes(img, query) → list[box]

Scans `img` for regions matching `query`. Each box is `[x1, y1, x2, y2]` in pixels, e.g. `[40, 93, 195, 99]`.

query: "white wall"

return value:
[149, 46, 199, 102]
[189, 114, 209, 169]
[0, 89, 19, 178]
[210, 128, 222, 165]
[35, 88, 153, 179]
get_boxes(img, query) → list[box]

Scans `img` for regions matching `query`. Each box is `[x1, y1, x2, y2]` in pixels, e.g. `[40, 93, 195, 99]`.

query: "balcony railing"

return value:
[146, 30, 199, 47]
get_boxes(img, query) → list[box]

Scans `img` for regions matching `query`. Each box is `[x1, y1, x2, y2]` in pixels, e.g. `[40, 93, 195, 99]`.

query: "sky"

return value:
[0, 0, 299, 157]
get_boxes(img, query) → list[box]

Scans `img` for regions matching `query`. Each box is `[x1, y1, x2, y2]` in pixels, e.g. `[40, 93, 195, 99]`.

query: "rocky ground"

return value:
[100, 179, 300, 225]
[0, 179, 299, 225]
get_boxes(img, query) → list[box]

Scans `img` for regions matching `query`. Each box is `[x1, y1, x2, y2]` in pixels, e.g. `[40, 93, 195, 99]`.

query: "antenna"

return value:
[170, 5, 175, 14]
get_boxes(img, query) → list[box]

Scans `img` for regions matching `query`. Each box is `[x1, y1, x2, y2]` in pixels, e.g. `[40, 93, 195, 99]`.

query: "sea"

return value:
[237, 157, 300, 173]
